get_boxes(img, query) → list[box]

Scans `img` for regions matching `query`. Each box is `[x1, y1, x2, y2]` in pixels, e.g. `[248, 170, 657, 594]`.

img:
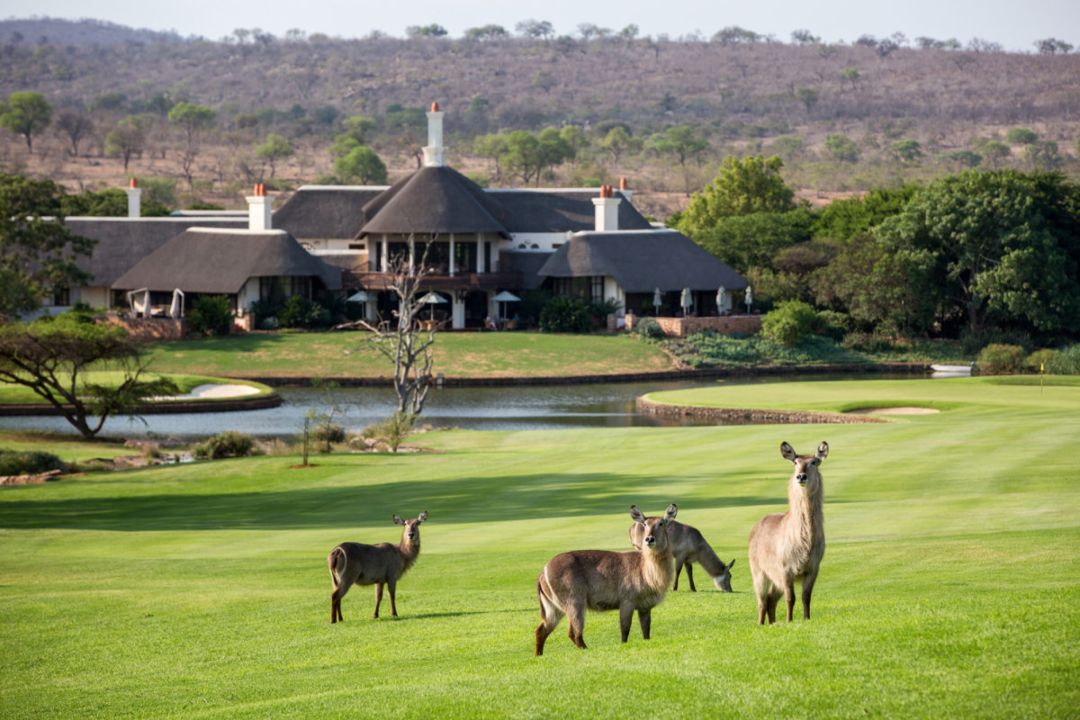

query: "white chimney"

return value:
[592, 184, 621, 232]
[246, 183, 272, 231]
[423, 101, 445, 167]
[124, 178, 142, 218]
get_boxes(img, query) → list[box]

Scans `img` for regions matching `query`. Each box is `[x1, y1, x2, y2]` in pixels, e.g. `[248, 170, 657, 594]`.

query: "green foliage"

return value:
[59, 188, 127, 217]
[464, 24, 509, 41]
[632, 317, 665, 339]
[135, 176, 177, 213]
[677, 155, 796, 238]
[0, 91, 52, 151]
[0, 449, 66, 476]
[761, 300, 819, 346]
[194, 431, 257, 460]
[167, 102, 215, 135]
[1025, 141, 1063, 171]
[824, 134, 859, 162]
[947, 150, 982, 168]
[255, 133, 293, 177]
[277, 295, 330, 328]
[671, 331, 861, 367]
[333, 145, 388, 184]
[890, 139, 923, 163]
[312, 423, 346, 448]
[405, 24, 448, 38]
[362, 412, 416, 452]
[480, 128, 574, 185]
[812, 186, 916, 242]
[1033, 345, 1080, 374]
[539, 297, 591, 333]
[598, 126, 642, 164]
[0, 173, 94, 318]
[186, 295, 233, 336]
[104, 116, 146, 172]
[978, 140, 1010, 167]
[976, 343, 1026, 375]
[1024, 348, 1058, 373]
[1006, 128, 1038, 145]
[690, 208, 813, 273]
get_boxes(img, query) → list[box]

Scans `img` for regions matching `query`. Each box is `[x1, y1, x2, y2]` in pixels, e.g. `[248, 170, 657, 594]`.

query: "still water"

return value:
[0, 374, 920, 439]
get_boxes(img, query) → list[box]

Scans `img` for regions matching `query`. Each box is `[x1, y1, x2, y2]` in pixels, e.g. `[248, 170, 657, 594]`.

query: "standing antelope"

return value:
[327, 511, 428, 624]
[535, 504, 677, 656]
[629, 519, 735, 592]
[748, 441, 828, 624]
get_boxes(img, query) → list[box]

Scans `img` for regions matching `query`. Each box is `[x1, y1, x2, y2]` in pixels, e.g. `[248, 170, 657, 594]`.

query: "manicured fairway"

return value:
[144, 331, 675, 379]
[1, 377, 1078, 718]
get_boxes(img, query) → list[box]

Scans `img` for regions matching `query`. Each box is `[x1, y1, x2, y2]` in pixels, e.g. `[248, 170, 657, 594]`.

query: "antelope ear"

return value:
[662, 503, 678, 524]
[628, 526, 642, 550]
[781, 442, 797, 462]
[392, 514, 405, 525]
[629, 505, 646, 524]
[417, 511, 428, 523]
[816, 442, 829, 461]
[728, 558, 736, 568]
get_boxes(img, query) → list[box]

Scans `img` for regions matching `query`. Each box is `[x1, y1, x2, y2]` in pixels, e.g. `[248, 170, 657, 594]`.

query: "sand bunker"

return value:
[847, 407, 939, 415]
[161, 384, 261, 401]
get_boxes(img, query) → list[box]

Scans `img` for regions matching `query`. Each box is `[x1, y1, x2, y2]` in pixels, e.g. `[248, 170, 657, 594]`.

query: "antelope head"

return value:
[713, 558, 736, 592]
[781, 441, 828, 493]
[393, 511, 428, 545]
[629, 503, 678, 554]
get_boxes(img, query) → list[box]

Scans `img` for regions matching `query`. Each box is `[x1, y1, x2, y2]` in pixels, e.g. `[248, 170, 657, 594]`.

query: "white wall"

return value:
[603, 277, 626, 316]
[504, 232, 571, 253]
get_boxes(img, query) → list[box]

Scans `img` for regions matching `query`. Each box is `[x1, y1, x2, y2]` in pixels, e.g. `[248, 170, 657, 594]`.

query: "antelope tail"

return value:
[328, 547, 346, 586]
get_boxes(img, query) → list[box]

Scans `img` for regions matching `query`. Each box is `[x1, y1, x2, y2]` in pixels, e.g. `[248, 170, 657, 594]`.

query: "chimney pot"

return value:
[619, 177, 628, 190]
[431, 101, 441, 112]
[129, 177, 138, 188]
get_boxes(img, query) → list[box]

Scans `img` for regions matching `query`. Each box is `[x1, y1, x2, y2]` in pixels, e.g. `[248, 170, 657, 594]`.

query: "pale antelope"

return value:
[327, 511, 427, 623]
[535, 504, 677, 656]
[630, 519, 735, 592]
[748, 441, 828, 624]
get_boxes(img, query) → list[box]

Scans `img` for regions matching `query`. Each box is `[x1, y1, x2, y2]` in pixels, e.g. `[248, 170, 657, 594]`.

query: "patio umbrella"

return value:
[346, 290, 370, 303]
[653, 288, 662, 315]
[715, 286, 726, 315]
[680, 287, 692, 316]
[169, 289, 184, 319]
[493, 290, 521, 320]
[745, 285, 753, 313]
[418, 291, 446, 320]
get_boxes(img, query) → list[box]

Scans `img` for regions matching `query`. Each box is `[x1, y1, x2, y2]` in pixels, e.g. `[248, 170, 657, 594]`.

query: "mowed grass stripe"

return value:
[1, 378, 1078, 718]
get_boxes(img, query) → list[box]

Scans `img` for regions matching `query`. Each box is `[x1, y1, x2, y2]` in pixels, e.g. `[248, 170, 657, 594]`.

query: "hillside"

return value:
[1, 18, 1078, 213]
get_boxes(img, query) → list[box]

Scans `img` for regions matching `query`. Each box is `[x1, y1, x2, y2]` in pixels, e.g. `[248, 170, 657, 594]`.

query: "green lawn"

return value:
[0, 373, 273, 405]
[1, 378, 1078, 718]
[144, 331, 675, 379]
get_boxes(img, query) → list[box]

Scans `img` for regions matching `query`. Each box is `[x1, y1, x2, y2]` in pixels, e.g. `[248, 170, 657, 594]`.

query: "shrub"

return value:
[633, 317, 665, 339]
[539, 297, 591, 333]
[1044, 344, 1080, 374]
[761, 300, 818, 346]
[194, 431, 257, 459]
[816, 310, 850, 342]
[278, 295, 331, 328]
[0, 450, 66, 476]
[313, 422, 346, 448]
[1025, 348, 1058, 374]
[186, 295, 233, 336]
[841, 331, 894, 353]
[976, 344, 1026, 375]
[362, 412, 415, 453]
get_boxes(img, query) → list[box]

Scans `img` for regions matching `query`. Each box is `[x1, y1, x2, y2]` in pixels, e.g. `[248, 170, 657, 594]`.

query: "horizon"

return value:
[2, 0, 1078, 52]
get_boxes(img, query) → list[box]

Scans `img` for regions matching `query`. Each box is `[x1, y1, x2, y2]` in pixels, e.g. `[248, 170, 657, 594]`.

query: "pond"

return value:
[0, 373, 923, 439]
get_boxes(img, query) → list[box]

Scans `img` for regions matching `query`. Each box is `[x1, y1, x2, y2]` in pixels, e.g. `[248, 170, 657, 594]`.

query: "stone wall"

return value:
[626, 313, 762, 337]
[103, 315, 185, 340]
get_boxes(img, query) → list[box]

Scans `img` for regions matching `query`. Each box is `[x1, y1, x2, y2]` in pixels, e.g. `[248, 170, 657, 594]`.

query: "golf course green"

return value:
[1, 377, 1077, 718]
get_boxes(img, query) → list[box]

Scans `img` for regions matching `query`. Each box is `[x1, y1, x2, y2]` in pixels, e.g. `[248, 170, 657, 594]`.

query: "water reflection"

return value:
[0, 373, 921, 439]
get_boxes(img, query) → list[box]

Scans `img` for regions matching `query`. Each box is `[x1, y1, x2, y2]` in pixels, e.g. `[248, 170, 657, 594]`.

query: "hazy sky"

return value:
[5, 0, 1078, 51]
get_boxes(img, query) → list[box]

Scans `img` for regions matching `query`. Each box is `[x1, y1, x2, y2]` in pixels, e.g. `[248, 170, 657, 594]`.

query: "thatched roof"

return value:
[537, 230, 747, 293]
[67, 217, 248, 286]
[499, 252, 550, 290]
[487, 190, 652, 233]
[273, 185, 387, 239]
[111, 228, 341, 293]
[359, 166, 510, 237]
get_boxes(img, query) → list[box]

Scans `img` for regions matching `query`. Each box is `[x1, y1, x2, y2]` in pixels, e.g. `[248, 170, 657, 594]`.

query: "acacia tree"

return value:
[105, 117, 146, 172]
[0, 91, 52, 153]
[167, 102, 215, 187]
[255, 133, 293, 178]
[648, 125, 709, 194]
[0, 314, 177, 438]
[56, 111, 94, 156]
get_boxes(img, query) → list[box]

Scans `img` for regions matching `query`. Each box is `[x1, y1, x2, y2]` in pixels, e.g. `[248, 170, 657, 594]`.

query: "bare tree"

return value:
[361, 242, 437, 446]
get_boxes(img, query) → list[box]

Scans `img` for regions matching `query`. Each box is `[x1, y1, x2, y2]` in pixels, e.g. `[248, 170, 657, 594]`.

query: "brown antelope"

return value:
[748, 441, 828, 624]
[534, 504, 677, 656]
[327, 511, 427, 624]
[629, 519, 735, 592]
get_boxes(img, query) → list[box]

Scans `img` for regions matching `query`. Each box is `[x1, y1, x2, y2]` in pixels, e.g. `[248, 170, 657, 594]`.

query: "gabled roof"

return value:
[112, 228, 341, 293]
[359, 166, 510, 237]
[537, 230, 748, 293]
[273, 185, 388, 239]
[67, 217, 248, 286]
[487, 190, 652, 233]
[499, 252, 550, 290]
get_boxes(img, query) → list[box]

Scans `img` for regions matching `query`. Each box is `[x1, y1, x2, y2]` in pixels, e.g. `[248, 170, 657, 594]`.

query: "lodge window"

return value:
[51, 286, 70, 306]
[348, 243, 365, 250]
[590, 276, 604, 304]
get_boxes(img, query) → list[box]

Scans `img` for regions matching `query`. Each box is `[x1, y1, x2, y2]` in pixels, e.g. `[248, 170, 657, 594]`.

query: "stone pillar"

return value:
[449, 234, 456, 276]
[476, 233, 485, 273]
[451, 293, 465, 330]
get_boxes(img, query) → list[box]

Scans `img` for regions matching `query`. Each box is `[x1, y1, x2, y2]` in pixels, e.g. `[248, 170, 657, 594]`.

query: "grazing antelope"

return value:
[748, 441, 828, 624]
[630, 519, 735, 592]
[534, 504, 677, 656]
[327, 511, 428, 624]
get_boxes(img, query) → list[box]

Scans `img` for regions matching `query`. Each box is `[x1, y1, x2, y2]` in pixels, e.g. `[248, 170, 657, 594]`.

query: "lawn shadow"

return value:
[0, 470, 807, 532]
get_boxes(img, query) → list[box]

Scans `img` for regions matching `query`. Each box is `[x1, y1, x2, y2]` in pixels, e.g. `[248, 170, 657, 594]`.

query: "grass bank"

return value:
[0, 373, 274, 406]
[144, 331, 674, 380]
[1, 378, 1077, 718]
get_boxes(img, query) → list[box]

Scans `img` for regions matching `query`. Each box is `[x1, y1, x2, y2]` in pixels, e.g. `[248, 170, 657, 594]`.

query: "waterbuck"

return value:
[534, 504, 677, 656]
[629, 519, 735, 592]
[748, 441, 828, 624]
[327, 511, 428, 624]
